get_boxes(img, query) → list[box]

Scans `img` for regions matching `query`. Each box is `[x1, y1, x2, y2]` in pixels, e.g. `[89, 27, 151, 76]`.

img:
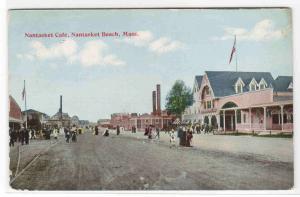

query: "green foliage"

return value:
[165, 80, 193, 118]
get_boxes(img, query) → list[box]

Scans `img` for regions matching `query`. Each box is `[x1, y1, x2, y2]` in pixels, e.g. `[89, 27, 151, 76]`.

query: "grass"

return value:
[216, 131, 293, 138]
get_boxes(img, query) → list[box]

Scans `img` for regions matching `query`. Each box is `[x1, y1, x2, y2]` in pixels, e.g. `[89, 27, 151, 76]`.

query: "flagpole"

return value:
[24, 80, 27, 129]
[235, 35, 238, 72]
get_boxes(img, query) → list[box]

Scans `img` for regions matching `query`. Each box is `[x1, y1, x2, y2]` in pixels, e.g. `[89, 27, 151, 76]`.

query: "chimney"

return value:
[152, 91, 156, 115]
[156, 84, 161, 115]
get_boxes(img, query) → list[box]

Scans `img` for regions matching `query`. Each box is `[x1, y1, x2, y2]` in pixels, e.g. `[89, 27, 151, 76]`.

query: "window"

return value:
[205, 88, 210, 95]
[243, 114, 247, 123]
[249, 78, 258, 91]
[207, 101, 211, 109]
[235, 77, 245, 94]
[250, 84, 256, 91]
[259, 78, 267, 90]
[236, 84, 243, 93]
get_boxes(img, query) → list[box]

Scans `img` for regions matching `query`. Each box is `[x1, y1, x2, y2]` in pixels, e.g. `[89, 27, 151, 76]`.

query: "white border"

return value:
[1, 0, 300, 196]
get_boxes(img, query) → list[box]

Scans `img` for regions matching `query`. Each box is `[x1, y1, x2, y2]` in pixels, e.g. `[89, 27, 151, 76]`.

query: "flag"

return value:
[229, 35, 236, 64]
[22, 80, 26, 100]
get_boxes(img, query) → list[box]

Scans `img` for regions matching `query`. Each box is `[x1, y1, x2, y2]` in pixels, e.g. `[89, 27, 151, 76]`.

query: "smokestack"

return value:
[60, 95, 62, 119]
[152, 91, 156, 115]
[156, 84, 161, 115]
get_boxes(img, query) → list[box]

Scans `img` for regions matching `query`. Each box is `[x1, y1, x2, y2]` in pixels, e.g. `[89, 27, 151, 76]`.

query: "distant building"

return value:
[22, 109, 50, 130]
[182, 71, 293, 133]
[110, 84, 175, 131]
[110, 113, 132, 130]
[97, 119, 111, 128]
[71, 115, 80, 126]
[129, 110, 174, 130]
[47, 111, 71, 128]
[9, 95, 23, 130]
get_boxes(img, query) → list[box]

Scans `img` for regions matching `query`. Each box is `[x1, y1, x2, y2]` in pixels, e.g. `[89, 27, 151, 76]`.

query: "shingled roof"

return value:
[273, 76, 293, 92]
[195, 75, 203, 87]
[205, 71, 275, 97]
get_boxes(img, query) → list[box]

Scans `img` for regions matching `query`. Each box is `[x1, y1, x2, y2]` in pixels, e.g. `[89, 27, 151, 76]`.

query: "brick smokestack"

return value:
[60, 95, 62, 119]
[152, 91, 156, 115]
[156, 84, 161, 115]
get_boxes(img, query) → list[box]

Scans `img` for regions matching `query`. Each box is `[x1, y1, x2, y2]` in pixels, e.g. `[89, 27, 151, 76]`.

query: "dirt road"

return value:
[10, 132, 293, 190]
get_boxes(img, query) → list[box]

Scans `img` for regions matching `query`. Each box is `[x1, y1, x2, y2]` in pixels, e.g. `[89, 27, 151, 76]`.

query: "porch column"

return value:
[263, 107, 267, 131]
[281, 105, 284, 131]
[208, 115, 212, 125]
[216, 114, 220, 131]
[234, 109, 237, 131]
[249, 108, 252, 131]
[223, 110, 226, 132]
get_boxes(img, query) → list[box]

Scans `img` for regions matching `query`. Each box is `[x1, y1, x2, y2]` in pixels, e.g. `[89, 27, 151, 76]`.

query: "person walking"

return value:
[30, 128, 35, 139]
[186, 131, 193, 147]
[9, 128, 16, 147]
[169, 129, 176, 148]
[65, 127, 71, 143]
[95, 126, 99, 135]
[71, 125, 77, 142]
[24, 128, 29, 145]
[155, 127, 160, 140]
[116, 125, 120, 135]
[53, 127, 58, 140]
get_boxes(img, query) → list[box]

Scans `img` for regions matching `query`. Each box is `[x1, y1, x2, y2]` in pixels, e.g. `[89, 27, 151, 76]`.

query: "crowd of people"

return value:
[8, 124, 93, 147]
[8, 125, 59, 147]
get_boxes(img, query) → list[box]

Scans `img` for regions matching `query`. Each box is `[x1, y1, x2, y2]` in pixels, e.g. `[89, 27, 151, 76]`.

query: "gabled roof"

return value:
[22, 109, 49, 117]
[205, 71, 274, 97]
[195, 75, 203, 87]
[273, 76, 293, 92]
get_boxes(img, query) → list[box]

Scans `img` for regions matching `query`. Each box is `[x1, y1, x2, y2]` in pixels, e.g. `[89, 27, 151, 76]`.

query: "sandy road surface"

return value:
[10, 132, 293, 190]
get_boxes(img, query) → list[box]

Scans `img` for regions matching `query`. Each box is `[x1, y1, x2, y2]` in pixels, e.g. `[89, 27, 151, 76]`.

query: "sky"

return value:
[8, 9, 293, 122]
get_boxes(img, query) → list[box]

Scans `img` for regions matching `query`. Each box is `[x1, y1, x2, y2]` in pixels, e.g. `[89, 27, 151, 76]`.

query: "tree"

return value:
[165, 80, 193, 118]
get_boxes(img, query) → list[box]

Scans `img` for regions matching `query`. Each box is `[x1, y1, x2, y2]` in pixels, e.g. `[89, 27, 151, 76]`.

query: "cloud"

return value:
[17, 53, 35, 61]
[149, 37, 185, 54]
[117, 31, 154, 47]
[71, 40, 125, 67]
[30, 39, 78, 60]
[117, 30, 184, 54]
[18, 39, 126, 67]
[212, 19, 291, 41]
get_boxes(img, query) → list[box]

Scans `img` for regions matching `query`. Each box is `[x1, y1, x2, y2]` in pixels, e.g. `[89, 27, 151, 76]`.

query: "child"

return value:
[169, 129, 176, 148]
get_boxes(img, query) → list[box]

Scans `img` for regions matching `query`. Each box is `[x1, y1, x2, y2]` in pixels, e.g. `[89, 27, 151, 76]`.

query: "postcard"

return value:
[8, 8, 293, 190]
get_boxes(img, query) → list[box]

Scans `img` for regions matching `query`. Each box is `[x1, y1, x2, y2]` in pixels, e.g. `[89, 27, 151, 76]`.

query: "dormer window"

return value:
[249, 78, 258, 91]
[288, 82, 293, 90]
[236, 84, 243, 93]
[235, 77, 245, 94]
[259, 78, 268, 90]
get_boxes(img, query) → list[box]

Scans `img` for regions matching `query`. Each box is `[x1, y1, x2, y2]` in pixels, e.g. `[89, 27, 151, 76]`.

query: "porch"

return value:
[218, 100, 293, 133]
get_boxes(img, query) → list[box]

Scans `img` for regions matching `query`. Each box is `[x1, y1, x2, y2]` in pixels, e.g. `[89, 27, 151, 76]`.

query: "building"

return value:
[109, 84, 175, 131]
[9, 95, 23, 130]
[129, 111, 174, 130]
[110, 113, 132, 130]
[182, 71, 293, 133]
[129, 84, 174, 130]
[71, 115, 80, 126]
[47, 111, 71, 128]
[22, 109, 50, 130]
[98, 119, 112, 128]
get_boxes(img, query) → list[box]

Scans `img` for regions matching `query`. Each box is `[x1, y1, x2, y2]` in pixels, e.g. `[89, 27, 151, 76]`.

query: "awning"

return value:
[9, 117, 23, 123]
